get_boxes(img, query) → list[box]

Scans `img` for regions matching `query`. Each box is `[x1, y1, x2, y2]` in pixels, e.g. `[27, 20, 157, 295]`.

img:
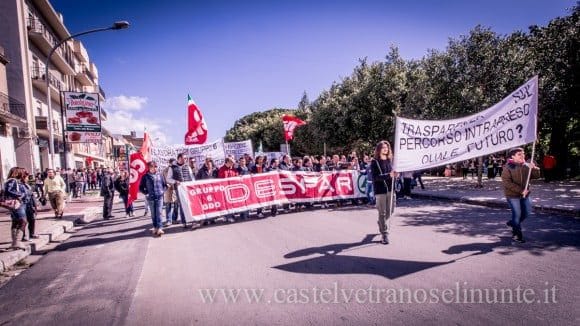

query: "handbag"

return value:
[0, 190, 22, 210]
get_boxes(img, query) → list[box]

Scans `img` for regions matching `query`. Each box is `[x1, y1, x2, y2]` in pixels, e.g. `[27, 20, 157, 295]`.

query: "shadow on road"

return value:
[284, 234, 379, 258]
[274, 255, 454, 280]
[399, 202, 580, 256]
[277, 233, 457, 279]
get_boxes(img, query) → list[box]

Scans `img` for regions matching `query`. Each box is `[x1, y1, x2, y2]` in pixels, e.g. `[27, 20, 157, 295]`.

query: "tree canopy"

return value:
[224, 6, 579, 177]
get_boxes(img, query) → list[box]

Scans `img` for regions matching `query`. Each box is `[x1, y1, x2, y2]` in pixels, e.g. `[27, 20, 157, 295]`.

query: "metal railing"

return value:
[27, 18, 76, 70]
[31, 65, 63, 90]
[0, 92, 27, 120]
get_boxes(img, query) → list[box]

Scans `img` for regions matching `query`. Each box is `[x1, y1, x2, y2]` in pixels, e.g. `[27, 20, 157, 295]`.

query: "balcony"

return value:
[75, 65, 94, 86]
[31, 65, 64, 100]
[101, 107, 108, 121]
[27, 18, 75, 75]
[0, 92, 27, 125]
[73, 40, 89, 63]
[35, 115, 62, 139]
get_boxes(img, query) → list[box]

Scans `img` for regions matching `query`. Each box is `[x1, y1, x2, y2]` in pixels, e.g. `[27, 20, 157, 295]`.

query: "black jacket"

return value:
[114, 177, 130, 196]
[370, 158, 394, 194]
[196, 165, 218, 180]
[100, 174, 115, 197]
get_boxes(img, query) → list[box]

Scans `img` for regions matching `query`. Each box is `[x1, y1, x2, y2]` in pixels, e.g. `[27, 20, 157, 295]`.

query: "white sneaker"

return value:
[157, 228, 165, 235]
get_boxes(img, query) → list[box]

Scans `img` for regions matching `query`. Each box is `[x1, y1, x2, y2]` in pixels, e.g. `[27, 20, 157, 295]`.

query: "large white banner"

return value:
[150, 138, 226, 171]
[394, 76, 538, 172]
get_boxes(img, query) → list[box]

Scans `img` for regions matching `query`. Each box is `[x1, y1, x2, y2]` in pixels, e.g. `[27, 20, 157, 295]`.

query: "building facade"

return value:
[0, 0, 114, 182]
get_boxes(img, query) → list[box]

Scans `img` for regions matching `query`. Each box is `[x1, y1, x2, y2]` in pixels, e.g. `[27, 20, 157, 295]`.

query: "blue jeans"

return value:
[10, 204, 27, 221]
[120, 194, 134, 215]
[366, 182, 375, 205]
[507, 197, 532, 231]
[165, 202, 177, 222]
[148, 197, 164, 229]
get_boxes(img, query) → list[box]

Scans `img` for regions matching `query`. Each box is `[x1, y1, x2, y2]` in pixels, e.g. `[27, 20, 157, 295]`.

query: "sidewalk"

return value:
[0, 191, 103, 272]
[412, 176, 580, 217]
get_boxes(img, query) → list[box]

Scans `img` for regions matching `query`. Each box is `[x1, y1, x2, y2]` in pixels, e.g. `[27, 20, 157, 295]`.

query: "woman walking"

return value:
[3, 167, 29, 250]
[370, 141, 398, 245]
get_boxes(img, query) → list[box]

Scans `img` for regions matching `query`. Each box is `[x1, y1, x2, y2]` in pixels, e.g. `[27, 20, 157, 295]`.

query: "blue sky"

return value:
[50, 0, 574, 146]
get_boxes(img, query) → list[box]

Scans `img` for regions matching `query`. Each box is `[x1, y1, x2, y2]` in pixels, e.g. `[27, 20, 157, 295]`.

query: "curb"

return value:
[413, 193, 580, 217]
[0, 206, 101, 273]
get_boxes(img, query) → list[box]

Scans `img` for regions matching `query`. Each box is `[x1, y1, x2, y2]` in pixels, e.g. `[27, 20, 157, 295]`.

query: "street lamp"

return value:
[45, 21, 130, 169]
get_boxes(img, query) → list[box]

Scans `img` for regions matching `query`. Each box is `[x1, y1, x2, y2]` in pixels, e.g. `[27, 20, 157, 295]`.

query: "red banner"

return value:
[178, 171, 366, 221]
[128, 152, 147, 208]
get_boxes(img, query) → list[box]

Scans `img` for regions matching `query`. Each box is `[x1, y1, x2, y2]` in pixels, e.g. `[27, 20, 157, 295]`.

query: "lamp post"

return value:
[46, 21, 129, 169]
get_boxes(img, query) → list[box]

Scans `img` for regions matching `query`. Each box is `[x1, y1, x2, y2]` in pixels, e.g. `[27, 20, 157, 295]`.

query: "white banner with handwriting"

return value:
[393, 76, 538, 172]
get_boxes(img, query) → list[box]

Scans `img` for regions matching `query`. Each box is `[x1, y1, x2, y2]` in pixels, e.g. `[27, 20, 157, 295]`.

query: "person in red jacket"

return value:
[218, 157, 239, 222]
[218, 157, 239, 179]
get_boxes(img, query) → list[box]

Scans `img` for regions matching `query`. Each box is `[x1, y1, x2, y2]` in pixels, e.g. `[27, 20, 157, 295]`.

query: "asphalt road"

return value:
[0, 198, 579, 325]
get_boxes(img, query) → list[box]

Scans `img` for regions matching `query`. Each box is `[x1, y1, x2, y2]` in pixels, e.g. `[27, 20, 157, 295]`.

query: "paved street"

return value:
[0, 196, 578, 325]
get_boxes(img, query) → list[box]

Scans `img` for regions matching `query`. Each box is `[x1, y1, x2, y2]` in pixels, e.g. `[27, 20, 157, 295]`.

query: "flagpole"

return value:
[523, 141, 537, 192]
[286, 140, 291, 157]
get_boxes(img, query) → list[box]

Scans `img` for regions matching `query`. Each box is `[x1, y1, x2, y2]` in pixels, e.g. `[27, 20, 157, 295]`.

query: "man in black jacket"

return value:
[100, 167, 115, 219]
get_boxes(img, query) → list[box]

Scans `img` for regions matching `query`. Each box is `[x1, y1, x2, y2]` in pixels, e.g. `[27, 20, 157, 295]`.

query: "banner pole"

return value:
[523, 141, 537, 192]
[286, 140, 291, 157]
[389, 174, 395, 220]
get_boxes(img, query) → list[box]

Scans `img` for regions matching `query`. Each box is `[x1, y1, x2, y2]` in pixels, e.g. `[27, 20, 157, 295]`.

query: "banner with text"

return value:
[177, 171, 368, 221]
[394, 76, 538, 172]
[224, 140, 253, 160]
[150, 138, 226, 171]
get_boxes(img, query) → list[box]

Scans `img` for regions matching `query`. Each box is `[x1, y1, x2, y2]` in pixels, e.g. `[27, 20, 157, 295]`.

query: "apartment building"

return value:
[0, 0, 114, 182]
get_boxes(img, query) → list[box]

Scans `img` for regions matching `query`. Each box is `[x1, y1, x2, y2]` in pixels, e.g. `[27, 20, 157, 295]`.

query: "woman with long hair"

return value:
[370, 141, 398, 244]
[3, 167, 29, 250]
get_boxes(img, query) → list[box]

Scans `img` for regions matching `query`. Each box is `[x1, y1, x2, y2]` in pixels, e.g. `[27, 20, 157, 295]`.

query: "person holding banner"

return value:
[251, 156, 267, 218]
[266, 158, 281, 216]
[371, 141, 398, 245]
[218, 157, 239, 223]
[501, 147, 541, 243]
[166, 153, 197, 229]
[163, 159, 178, 225]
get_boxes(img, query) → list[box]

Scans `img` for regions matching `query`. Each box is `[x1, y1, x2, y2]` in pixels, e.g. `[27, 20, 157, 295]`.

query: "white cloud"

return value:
[103, 95, 148, 111]
[103, 107, 170, 145]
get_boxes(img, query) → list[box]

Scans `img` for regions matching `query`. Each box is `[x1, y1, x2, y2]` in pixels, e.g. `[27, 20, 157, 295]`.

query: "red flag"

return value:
[127, 152, 147, 208]
[282, 114, 306, 141]
[140, 132, 152, 162]
[184, 94, 208, 145]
